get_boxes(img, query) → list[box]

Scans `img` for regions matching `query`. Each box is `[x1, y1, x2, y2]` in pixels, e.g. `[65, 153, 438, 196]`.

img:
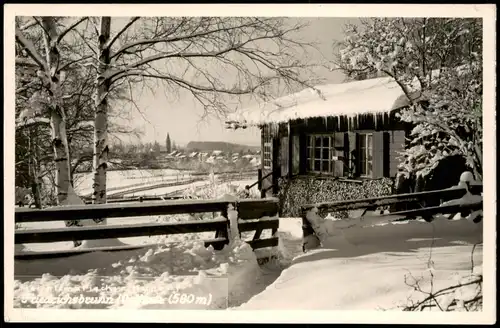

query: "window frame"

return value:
[305, 134, 336, 175]
[262, 127, 272, 170]
[358, 132, 374, 178]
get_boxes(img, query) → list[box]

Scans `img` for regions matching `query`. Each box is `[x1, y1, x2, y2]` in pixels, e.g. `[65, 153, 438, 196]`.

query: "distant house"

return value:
[226, 74, 419, 200]
[205, 156, 216, 164]
[212, 150, 223, 156]
[188, 151, 199, 158]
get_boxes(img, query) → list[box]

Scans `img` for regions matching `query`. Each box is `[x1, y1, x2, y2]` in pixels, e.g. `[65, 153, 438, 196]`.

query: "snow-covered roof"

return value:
[227, 75, 414, 126]
[212, 150, 223, 155]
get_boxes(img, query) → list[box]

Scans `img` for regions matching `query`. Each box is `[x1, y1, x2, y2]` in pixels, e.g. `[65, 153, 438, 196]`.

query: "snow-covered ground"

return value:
[14, 209, 300, 310]
[14, 211, 482, 311]
[236, 216, 483, 311]
[12, 173, 484, 313]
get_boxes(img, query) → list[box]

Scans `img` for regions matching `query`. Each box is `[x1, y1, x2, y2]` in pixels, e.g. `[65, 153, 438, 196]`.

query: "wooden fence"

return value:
[15, 198, 280, 260]
[300, 181, 483, 252]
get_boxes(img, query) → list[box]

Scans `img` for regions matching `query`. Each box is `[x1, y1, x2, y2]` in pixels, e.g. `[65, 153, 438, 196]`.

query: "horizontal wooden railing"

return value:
[300, 182, 483, 252]
[241, 169, 274, 199]
[301, 183, 482, 213]
[15, 198, 280, 260]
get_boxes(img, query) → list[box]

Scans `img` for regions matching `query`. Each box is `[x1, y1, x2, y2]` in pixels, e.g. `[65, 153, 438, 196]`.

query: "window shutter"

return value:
[292, 135, 300, 175]
[383, 132, 390, 177]
[280, 136, 289, 177]
[372, 131, 388, 178]
[347, 132, 358, 177]
[333, 133, 345, 177]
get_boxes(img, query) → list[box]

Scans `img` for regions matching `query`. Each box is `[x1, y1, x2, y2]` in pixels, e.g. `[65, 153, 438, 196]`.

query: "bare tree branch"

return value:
[56, 17, 89, 45]
[105, 16, 140, 50]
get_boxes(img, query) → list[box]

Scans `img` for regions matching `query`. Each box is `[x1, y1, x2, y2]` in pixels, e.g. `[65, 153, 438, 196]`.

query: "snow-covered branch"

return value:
[15, 27, 47, 70]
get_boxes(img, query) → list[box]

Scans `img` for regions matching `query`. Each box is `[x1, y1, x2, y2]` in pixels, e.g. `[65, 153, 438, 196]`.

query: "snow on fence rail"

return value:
[301, 172, 483, 252]
[15, 198, 280, 260]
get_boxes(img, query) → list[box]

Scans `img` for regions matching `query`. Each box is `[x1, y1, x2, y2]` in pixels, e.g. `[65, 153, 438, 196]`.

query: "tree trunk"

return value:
[41, 17, 87, 246]
[92, 17, 111, 209]
[85, 17, 128, 248]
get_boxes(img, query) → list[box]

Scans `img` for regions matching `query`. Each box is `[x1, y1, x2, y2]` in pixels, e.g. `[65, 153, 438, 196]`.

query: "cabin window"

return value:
[305, 134, 344, 175]
[262, 127, 272, 169]
[358, 133, 373, 177]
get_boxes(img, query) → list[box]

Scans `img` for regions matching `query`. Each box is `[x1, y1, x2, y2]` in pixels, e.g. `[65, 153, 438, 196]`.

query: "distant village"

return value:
[99, 136, 262, 173]
[157, 148, 261, 167]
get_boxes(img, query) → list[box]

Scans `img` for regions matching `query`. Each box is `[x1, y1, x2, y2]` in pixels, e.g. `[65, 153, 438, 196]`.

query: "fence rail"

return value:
[15, 198, 280, 260]
[301, 183, 483, 213]
[300, 177, 483, 252]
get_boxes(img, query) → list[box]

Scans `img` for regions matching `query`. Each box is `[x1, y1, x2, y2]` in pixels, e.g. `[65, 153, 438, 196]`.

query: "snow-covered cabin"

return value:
[226, 74, 417, 197]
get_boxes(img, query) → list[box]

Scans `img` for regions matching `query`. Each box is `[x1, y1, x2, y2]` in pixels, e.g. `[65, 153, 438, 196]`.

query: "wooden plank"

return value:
[15, 219, 228, 244]
[15, 243, 160, 260]
[15, 198, 280, 223]
[238, 217, 279, 232]
[15, 215, 278, 245]
[372, 131, 384, 178]
[15, 237, 279, 261]
[238, 199, 279, 220]
[301, 185, 482, 213]
[14, 238, 230, 261]
[15, 199, 230, 223]
[380, 201, 482, 219]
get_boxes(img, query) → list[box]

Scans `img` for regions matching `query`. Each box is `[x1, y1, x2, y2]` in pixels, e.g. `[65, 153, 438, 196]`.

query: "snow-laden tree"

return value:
[15, 17, 91, 208]
[15, 17, 142, 247]
[334, 18, 483, 180]
[84, 16, 321, 204]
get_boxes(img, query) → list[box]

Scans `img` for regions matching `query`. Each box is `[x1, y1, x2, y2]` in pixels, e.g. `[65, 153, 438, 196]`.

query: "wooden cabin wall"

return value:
[278, 113, 411, 180]
[259, 112, 412, 198]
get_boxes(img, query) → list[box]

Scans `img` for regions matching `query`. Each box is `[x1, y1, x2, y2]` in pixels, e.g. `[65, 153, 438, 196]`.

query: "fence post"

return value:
[301, 208, 320, 252]
[214, 205, 230, 250]
[257, 169, 262, 190]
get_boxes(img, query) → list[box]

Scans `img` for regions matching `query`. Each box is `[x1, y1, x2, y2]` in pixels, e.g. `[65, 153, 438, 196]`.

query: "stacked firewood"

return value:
[278, 177, 393, 218]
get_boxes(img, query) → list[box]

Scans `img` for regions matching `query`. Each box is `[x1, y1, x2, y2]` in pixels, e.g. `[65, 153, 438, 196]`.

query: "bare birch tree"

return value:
[15, 17, 90, 208]
[89, 16, 321, 203]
